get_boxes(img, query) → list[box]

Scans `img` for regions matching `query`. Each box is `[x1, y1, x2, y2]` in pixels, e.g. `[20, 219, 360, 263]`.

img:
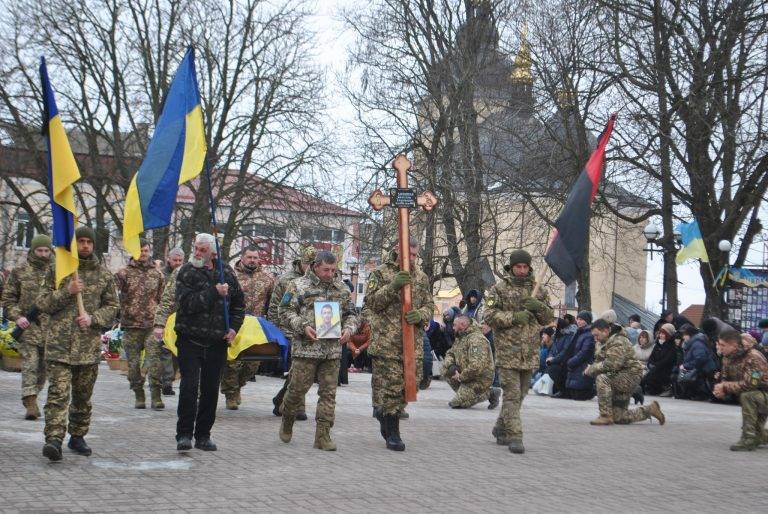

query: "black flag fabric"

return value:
[544, 114, 617, 285]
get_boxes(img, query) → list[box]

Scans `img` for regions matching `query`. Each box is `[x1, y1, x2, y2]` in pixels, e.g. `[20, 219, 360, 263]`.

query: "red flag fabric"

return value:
[544, 114, 617, 285]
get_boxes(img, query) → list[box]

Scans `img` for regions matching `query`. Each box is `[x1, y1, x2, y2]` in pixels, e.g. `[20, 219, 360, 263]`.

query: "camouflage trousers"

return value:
[282, 357, 340, 425]
[739, 390, 768, 440]
[43, 361, 98, 443]
[596, 372, 650, 423]
[371, 356, 423, 416]
[19, 342, 46, 398]
[446, 373, 493, 408]
[220, 360, 261, 396]
[494, 368, 532, 440]
[123, 328, 162, 391]
[146, 346, 176, 388]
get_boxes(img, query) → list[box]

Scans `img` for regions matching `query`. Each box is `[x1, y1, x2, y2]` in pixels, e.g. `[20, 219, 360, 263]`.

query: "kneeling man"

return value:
[442, 315, 499, 409]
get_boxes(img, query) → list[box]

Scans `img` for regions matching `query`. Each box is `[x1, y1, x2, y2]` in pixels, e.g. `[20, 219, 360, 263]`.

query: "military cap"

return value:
[30, 234, 52, 251]
[75, 226, 96, 243]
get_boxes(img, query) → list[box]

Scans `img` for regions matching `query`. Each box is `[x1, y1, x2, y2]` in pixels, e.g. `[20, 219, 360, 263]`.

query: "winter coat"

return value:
[174, 260, 245, 345]
[547, 325, 576, 366]
[1, 252, 51, 346]
[646, 339, 676, 378]
[681, 333, 717, 375]
[586, 326, 644, 379]
[233, 260, 274, 316]
[566, 326, 596, 390]
[114, 258, 164, 329]
[634, 343, 654, 365]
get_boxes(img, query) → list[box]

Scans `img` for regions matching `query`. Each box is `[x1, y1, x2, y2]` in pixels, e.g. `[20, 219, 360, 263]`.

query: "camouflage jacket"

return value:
[114, 259, 164, 329]
[443, 321, 494, 383]
[363, 253, 434, 361]
[154, 268, 179, 328]
[280, 269, 358, 360]
[1, 252, 51, 346]
[483, 271, 553, 370]
[720, 348, 768, 395]
[234, 260, 274, 316]
[586, 327, 645, 378]
[36, 255, 119, 365]
[267, 260, 304, 328]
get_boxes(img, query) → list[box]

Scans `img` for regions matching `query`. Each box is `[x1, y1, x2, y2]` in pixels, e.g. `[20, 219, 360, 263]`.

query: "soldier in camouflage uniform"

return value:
[36, 227, 119, 461]
[156, 247, 184, 395]
[220, 245, 275, 409]
[441, 315, 499, 409]
[586, 318, 665, 427]
[1, 234, 52, 420]
[267, 244, 316, 420]
[278, 251, 357, 451]
[364, 240, 434, 451]
[713, 329, 768, 451]
[114, 240, 165, 409]
[483, 249, 553, 454]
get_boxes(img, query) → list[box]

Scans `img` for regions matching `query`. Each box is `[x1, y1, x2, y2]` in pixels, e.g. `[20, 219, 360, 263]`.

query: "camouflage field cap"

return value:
[299, 244, 317, 263]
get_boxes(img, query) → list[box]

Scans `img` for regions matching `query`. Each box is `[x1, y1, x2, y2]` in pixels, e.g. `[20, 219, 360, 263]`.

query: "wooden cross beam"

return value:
[367, 154, 437, 402]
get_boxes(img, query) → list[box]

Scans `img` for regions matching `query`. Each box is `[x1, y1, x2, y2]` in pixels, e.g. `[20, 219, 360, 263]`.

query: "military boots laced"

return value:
[313, 423, 337, 451]
[150, 388, 165, 410]
[647, 401, 666, 425]
[134, 389, 146, 409]
[384, 414, 405, 451]
[22, 395, 40, 420]
[279, 414, 295, 443]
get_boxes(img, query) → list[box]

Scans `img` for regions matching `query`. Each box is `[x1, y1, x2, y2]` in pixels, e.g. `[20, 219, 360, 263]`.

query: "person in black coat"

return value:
[565, 319, 596, 400]
[546, 314, 582, 397]
[641, 322, 677, 395]
[673, 324, 717, 400]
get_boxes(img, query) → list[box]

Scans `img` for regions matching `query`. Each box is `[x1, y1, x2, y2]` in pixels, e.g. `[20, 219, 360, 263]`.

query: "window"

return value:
[15, 212, 34, 249]
[240, 223, 286, 265]
[300, 227, 346, 244]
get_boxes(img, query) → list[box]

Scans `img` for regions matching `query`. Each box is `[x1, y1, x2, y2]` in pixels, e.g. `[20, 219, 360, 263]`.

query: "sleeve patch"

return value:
[280, 292, 293, 306]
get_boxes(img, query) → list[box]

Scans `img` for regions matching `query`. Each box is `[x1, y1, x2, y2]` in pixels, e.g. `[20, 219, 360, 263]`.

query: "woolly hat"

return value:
[506, 249, 532, 268]
[680, 324, 698, 337]
[75, 226, 96, 243]
[167, 247, 185, 259]
[576, 310, 593, 324]
[599, 309, 618, 324]
[30, 234, 52, 251]
[659, 323, 676, 337]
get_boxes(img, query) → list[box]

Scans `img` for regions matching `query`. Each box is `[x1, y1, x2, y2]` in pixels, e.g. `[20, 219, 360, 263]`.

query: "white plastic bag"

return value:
[431, 352, 442, 377]
[532, 373, 554, 396]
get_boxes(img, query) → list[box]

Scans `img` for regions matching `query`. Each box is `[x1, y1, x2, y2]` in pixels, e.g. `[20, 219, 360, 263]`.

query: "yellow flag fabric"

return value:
[163, 313, 269, 360]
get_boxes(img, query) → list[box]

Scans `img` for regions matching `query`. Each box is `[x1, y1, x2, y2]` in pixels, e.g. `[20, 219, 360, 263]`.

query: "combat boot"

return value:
[313, 423, 337, 451]
[67, 436, 92, 456]
[42, 440, 62, 461]
[730, 434, 760, 451]
[384, 414, 405, 451]
[508, 440, 525, 454]
[279, 414, 295, 443]
[22, 395, 40, 420]
[488, 387, 501, 410]
[225, 394, 239, 410]
[374, 407, 386, 440]
[235, 390, 242, 405]
[162, 385, 175, 396]
[150, 388, 165, 410]
[590, 415, 614, 426]
[647, 401, 665, 425]
[296, 411, 308, 421]
[398, 410, 409, 420]
[134, 389, 146, 409]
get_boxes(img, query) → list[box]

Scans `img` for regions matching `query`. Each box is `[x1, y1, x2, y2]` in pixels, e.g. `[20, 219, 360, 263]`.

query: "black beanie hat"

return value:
[577, 310, 593, 324]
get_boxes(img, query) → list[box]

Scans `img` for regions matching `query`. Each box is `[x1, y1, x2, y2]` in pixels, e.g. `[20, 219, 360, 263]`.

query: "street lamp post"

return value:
[717, 240, 732, 317]
[643, 221, 682, 313]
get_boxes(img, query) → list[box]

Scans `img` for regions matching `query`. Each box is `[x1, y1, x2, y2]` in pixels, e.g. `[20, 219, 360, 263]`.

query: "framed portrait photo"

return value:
[314, 301, 341, 339]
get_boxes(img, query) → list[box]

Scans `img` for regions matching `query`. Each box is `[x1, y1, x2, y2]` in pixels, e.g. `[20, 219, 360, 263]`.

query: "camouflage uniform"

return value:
[719, 347, 768, 449]
[279, 268, 357, 433]
[364, 252, 434, 416]
[442, 321, 495, 408]
[1, 251, 50, 398]
[36, 255, 119, 443]
[156, 266, 178, 390]
[586, 328, 650, 423]
[154, 267, 179, 329]
[268, 251, 315, 415]
[220, 260, 275, 404]
[115, 259, 165, 393]
[483, 268, 552, 444]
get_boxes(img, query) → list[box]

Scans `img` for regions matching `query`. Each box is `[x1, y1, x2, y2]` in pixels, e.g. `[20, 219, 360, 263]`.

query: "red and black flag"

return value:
[544, 113, 617, 285]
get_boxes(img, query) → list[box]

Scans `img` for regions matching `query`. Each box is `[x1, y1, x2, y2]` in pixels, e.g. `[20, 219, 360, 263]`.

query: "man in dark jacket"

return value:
[174, 233, 245, 452]
[546, 315, 580, 397]
[641, 323, 677, 395]
[566, 315, 596, 400]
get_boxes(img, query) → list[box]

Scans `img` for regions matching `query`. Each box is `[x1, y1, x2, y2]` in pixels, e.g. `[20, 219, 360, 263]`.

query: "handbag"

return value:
[678, 368, 698, 384]
[532, 373, 554, 396]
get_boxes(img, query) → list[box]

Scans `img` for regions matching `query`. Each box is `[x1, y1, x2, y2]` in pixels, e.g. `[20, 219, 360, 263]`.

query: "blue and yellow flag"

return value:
[675, 220, 709, 265]
[123, 47, 206, 258]
[40, 57, 80, 286]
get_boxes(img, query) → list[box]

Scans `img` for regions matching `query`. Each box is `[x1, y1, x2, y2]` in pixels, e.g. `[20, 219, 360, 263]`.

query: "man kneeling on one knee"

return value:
[442, 315, 500, 409]
[585, 319, 665, 426]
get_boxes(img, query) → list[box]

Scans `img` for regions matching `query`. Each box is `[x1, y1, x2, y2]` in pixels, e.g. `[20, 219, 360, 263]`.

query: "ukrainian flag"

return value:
[675, 220, 709, 265]
[123, 47, 206, 258]
[40, 57, 80, 286]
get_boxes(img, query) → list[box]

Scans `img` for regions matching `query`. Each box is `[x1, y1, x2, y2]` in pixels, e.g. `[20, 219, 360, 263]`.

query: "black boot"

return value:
[194, 437, 218, 451]
[374, 407, 386, 440]
[296, 411, 308, 421]
[632, 386, 644, 405]
[162, 385, 175, 396]
[176, 435, 192, 451]
[67, 436, 92, 456]
[43, 440, 63, 461]
[272, 383, 287, 416]
[384, 414, 405, 451]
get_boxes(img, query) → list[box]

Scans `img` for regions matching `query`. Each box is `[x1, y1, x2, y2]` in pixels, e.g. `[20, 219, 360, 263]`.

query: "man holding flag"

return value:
[36, 58, 119, 461]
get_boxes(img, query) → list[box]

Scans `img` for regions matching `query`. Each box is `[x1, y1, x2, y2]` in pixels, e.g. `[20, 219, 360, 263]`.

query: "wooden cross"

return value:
[368, 154, 438, 402]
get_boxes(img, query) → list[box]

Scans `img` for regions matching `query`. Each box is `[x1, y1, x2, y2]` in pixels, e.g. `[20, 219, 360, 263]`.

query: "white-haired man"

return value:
[173, 233, 245, 452]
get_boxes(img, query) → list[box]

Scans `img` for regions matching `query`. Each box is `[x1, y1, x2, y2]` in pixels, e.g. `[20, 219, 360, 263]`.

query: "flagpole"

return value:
[204, 158, 230, 332]
[532, 228, 557, 297]
[73, 271, 86, 317]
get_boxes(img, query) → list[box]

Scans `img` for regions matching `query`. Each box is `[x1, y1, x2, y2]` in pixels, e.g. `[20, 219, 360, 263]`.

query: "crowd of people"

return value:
[1, 230, 767, 460]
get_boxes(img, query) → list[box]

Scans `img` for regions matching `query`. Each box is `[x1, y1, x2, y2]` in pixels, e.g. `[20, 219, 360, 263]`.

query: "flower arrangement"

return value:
[0, 321, 20, 357]
[101, 327, 124, 359]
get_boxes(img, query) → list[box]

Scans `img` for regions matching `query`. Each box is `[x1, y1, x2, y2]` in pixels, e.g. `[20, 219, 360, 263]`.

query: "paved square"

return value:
[0, 364, 765, 513]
